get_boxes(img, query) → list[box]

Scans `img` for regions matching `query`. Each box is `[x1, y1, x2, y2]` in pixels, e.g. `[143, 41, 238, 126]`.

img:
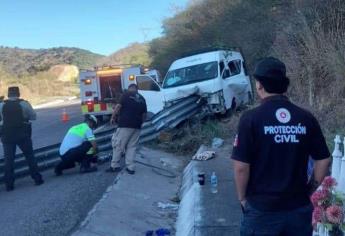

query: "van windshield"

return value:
[163, 61, 218, 88]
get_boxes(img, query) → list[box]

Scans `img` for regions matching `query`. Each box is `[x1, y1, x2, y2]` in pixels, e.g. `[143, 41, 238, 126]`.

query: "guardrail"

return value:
[0, 96, 202, 183]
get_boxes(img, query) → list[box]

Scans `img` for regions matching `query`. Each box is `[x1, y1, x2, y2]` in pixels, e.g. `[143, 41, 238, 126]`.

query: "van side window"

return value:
[136, 75, 160, 91]
[222, 69, 230, 79]
[228, 60, 241, 76]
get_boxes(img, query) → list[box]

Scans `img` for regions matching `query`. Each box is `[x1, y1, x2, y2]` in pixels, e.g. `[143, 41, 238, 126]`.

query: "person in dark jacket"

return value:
[0, 87, 43, 191]
[232, 57, 330, 235]
[106, 84, 147, 175]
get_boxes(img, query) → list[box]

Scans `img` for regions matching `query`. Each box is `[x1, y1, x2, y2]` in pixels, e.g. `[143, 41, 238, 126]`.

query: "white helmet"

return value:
[85, 114, 98, 126]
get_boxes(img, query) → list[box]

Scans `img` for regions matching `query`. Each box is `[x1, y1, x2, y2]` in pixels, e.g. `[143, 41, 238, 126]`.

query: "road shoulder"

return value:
[176, 140, 241, 236]
[73, 147, 185, 236]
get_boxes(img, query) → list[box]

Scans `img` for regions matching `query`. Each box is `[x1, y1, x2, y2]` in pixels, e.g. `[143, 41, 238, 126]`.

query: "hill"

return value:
[99, 43, 151, 66]
[0, 46, 104, 76]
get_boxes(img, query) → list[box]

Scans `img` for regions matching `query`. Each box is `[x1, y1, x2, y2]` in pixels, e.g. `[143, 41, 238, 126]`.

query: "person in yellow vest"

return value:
[54, 114, 98, 176]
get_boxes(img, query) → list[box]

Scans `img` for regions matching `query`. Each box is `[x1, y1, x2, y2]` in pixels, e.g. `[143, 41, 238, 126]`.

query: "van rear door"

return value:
[136, 75, 165, 114]
[96, 69, 123, 104]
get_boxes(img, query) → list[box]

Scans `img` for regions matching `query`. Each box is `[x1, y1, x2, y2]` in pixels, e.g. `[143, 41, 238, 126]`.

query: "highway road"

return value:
[0, 162, 116, 236]
[0, 100, 117, 236]
[32, 101, 84, 149]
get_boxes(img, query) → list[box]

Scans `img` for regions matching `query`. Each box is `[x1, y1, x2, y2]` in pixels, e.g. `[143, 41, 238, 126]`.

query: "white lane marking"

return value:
[33, 97, 80, 109]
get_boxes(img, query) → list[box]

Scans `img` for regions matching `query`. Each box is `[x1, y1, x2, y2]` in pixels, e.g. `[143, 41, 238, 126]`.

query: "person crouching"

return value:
[55, 114, 98, 176]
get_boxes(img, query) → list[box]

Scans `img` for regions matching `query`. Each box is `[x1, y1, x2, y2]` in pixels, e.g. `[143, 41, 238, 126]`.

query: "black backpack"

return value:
[1, 99, 31, 140]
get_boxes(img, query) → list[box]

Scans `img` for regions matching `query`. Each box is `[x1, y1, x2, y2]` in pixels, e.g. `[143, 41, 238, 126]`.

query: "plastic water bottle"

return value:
[210, 172, 218, 194]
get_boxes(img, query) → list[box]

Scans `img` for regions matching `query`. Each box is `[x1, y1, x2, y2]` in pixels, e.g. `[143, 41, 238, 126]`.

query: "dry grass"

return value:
[0, 70, 79, 105]
[151, 112, 241, 155]
[271, 0, 345, 146]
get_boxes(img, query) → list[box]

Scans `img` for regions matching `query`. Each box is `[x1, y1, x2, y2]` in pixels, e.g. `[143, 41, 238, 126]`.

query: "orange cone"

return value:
[61, 109, 69, 123]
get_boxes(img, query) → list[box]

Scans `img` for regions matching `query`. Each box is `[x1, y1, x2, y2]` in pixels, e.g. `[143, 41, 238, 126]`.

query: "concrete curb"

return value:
[176, 161, 201, 236]
[175, 154, 241, 236]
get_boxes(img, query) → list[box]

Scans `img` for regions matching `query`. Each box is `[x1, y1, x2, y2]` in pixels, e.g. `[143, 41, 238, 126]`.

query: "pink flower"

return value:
[312, 207, 324, 224]
[311, 189, 330, 206]
[326, 205, 343, 224]
[322, 176, 337, 189]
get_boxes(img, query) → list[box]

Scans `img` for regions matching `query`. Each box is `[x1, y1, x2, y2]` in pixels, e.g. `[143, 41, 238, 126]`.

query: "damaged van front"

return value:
[136, 49, 253, 115]
[162, 50, 252, 114]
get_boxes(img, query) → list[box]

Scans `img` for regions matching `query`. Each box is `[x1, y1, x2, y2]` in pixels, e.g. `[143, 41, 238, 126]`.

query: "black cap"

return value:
[253, 57, 289, 94]
[8, 86, 20, 98]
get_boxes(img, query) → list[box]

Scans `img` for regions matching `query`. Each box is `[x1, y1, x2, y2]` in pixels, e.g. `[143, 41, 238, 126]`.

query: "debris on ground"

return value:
[157, 202, 179, 211]
[192, 151, 216, 161]
[192, 144, 216, 161]
[212, 137, 224, 148]
[146, 228, 171, 236]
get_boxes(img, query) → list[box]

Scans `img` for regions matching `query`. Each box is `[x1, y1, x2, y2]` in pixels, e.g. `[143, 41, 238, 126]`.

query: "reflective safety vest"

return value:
[59, 123, 95, 156]
[69, 123, 96, 155]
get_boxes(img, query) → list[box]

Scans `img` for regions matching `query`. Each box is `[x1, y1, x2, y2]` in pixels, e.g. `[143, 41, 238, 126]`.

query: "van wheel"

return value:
[223, 98, 237, 118]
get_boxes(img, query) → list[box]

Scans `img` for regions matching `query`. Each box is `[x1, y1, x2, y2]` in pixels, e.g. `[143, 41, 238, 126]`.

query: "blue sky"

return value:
[0, 0, 188, 55]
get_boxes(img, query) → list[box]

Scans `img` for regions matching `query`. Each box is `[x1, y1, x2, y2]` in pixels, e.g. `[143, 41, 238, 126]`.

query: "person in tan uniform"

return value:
[106, 84, 147, 175]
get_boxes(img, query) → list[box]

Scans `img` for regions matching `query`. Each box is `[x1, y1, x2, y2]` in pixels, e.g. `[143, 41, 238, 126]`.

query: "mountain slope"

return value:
[0, 46, 104, 75]
[99, 43, 151, 66]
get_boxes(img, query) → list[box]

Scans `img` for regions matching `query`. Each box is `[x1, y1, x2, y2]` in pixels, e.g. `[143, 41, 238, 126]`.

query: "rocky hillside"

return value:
[0, 46, 104, 76]
[48, 65, 79, 82]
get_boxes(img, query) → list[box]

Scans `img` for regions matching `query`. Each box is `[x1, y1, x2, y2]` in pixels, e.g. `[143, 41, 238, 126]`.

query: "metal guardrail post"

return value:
[331, 135, 342, 182]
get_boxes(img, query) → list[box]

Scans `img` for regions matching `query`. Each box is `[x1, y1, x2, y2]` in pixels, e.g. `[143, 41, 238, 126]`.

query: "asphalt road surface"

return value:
[0, 163, 116, 236]
[0, 100, 117, 236]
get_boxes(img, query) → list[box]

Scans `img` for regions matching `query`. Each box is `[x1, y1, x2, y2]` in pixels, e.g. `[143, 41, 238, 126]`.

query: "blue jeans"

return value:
[241, 202, 313, 236]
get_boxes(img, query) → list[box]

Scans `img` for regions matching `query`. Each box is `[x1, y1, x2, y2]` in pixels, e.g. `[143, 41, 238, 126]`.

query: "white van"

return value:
[137, 50, 253, 114]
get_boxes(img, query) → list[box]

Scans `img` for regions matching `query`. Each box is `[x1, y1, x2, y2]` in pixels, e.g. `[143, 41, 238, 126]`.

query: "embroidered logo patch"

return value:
[275, 108, 291, 124]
